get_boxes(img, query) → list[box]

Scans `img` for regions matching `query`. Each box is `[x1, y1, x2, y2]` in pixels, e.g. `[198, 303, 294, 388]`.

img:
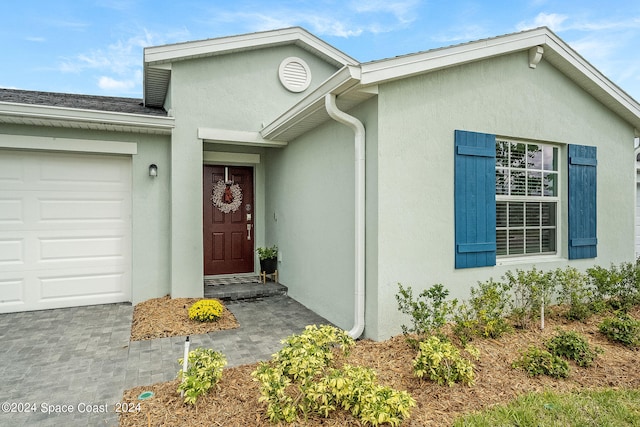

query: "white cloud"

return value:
[517, 13, 640, 33]
[204, 0, 421, 39]
[56, 28, 190, 93]
[431, 26, 491, 43]
[97, 76, 135, 91]
[516, 12, 568, 31]
[45, 19, 90, 30]
[568, 36, 618, 62]
[349, 0, 421, 24]
[26, 36, 46, 43]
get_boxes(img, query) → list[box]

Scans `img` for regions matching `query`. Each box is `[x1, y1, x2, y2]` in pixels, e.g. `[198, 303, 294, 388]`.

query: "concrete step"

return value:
[204, 278, 287, 301]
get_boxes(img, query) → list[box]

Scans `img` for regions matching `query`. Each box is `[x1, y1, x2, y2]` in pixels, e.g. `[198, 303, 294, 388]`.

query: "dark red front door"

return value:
[203, 165, 254, 275]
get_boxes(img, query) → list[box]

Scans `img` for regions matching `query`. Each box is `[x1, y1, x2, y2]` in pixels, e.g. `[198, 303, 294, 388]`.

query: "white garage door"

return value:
[0, 150, 131, 313]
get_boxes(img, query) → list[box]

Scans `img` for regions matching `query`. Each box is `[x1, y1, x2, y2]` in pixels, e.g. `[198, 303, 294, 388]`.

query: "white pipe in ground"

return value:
[180, 336, 190, 397]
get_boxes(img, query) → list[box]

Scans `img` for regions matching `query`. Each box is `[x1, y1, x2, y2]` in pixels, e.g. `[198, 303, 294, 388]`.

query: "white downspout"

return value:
[325, 93, 365, 339]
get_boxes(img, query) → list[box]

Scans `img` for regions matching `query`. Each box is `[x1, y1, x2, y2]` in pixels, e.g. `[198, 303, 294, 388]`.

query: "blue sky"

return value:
[1, 1, 639, 101]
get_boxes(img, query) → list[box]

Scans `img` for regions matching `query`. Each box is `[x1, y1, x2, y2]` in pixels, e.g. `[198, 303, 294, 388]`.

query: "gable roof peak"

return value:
[143, 26, 358, 107]
[144, 26, 357, 67]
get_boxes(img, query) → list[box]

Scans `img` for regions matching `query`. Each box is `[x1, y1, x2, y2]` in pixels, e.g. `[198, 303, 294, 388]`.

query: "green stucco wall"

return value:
[372, 50, 637, 339]
[264, 98, 379, 334]
[167, 44, 342, 298]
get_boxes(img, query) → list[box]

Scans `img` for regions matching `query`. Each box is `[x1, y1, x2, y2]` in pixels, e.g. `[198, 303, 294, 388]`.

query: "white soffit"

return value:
[198, 128, 287, 147]
[261, 65, 366, 141]
[203, 151, 261, 165]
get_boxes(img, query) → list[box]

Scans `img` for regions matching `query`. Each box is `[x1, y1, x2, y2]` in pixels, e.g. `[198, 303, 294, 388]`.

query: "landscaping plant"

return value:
[177, 348, 227, 405]
[545, 329, 602, 368]
[252, 325, 416, 425]
[306, 365, 416, 426]
[413, 335, 479, 386]
[554, 266, 594, 321]
[188, 299, 224, 322]
[452, 278, 512, 344]
[396, 283, 455, 347]
[512, 346, 570, 379]
[504, 267, 554, 329]
[587, 260, 640, 313]
[598, 312, 640, 348]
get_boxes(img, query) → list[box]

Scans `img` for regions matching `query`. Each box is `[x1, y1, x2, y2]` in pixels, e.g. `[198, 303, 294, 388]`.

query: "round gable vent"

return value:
[279, 57, 312, 93]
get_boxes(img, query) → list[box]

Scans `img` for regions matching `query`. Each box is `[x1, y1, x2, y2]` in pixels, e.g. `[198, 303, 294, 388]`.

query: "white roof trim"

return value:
[144, 27, 357, 108]
[0, 101, 174, 135]
[359, 27, 640, 128]
[360, 30, 548, 84]
[198, 127, 287, 147]
[261, 65, 362, 140]
[0, 133, 138, 155]
[203, 151, 261, 165]
[145, 27, 357, 67]
[264, 27, 640, 138]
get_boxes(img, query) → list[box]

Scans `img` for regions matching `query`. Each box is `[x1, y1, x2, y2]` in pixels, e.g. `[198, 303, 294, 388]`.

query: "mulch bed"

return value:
[120, 305, 640, 426]
[129, 296, 239, 341]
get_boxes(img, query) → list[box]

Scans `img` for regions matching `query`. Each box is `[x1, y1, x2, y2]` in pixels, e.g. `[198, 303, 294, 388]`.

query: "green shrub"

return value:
[545, 330, 602, 367]
[413, 336, 478, 386]
[177, 348, 227, 405]
[271, 324, 354, 383]
[396, 283, 455, 346]
[188, 299, 224, 322]
[554, 266, 594, 321]
[307, 365, 416, 426]
[252, 325, 354, 423]
[598, 312, 640, 348]
[618, 259, 640, 308]
[504, 267, 554, 329]
[512, 346, 569, 379]
[587, 261, 640, 313]
[451, 302, 476, 346]
[452, 279, 512, 344]
[252, 325, 416, 425]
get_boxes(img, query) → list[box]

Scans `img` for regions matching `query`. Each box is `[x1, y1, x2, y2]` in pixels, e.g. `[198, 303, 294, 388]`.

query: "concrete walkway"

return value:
[0, 295, 330, 427]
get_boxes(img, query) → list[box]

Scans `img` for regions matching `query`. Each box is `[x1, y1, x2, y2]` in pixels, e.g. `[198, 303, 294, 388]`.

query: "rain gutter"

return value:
[324, 92, 365, 339]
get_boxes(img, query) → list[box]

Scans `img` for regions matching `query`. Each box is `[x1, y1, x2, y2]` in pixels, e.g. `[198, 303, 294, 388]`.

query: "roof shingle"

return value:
[0, 88, 167, 116]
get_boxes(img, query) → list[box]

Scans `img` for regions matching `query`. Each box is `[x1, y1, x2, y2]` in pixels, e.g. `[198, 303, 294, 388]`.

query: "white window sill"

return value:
[496, 254, 563, 266]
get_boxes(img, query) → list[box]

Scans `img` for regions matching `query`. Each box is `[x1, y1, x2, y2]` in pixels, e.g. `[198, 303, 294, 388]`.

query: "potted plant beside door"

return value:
[256, 245, 278, 283]
[256, 245, 278, 273]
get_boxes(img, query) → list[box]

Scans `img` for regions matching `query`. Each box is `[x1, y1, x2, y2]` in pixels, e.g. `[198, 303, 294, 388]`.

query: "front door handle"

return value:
[247, 223, 252, 240]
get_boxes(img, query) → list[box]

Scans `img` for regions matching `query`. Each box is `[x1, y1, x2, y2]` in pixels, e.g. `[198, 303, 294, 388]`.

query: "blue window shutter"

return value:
[568, 144, 597, 259]
[454, 130, 496, 268]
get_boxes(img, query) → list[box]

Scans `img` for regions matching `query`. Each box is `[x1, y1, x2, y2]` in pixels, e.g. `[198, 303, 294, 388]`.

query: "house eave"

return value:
[144, 27, 358, 108]
[360, 26, 640, 130]
[261, 65, 368, 141]
[0, 101, 175, 135]
[359, 29, 550, 84]
[145, 27, 357, 67]
[198, 128, 287, 148]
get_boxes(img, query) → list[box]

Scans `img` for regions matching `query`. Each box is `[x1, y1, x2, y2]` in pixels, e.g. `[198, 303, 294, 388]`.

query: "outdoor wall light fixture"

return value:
[149, 164, 158, 177]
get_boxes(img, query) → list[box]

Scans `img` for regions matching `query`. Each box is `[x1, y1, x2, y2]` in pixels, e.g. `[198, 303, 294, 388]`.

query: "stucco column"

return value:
[170, 132, 204, 298]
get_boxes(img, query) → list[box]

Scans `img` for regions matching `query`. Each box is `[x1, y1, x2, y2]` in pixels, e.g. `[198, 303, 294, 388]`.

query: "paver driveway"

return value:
[0, 295, 329, 426]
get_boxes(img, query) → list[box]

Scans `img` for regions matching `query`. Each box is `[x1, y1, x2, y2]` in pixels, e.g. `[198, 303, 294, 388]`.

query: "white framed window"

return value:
[495, 139, 559, 256]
